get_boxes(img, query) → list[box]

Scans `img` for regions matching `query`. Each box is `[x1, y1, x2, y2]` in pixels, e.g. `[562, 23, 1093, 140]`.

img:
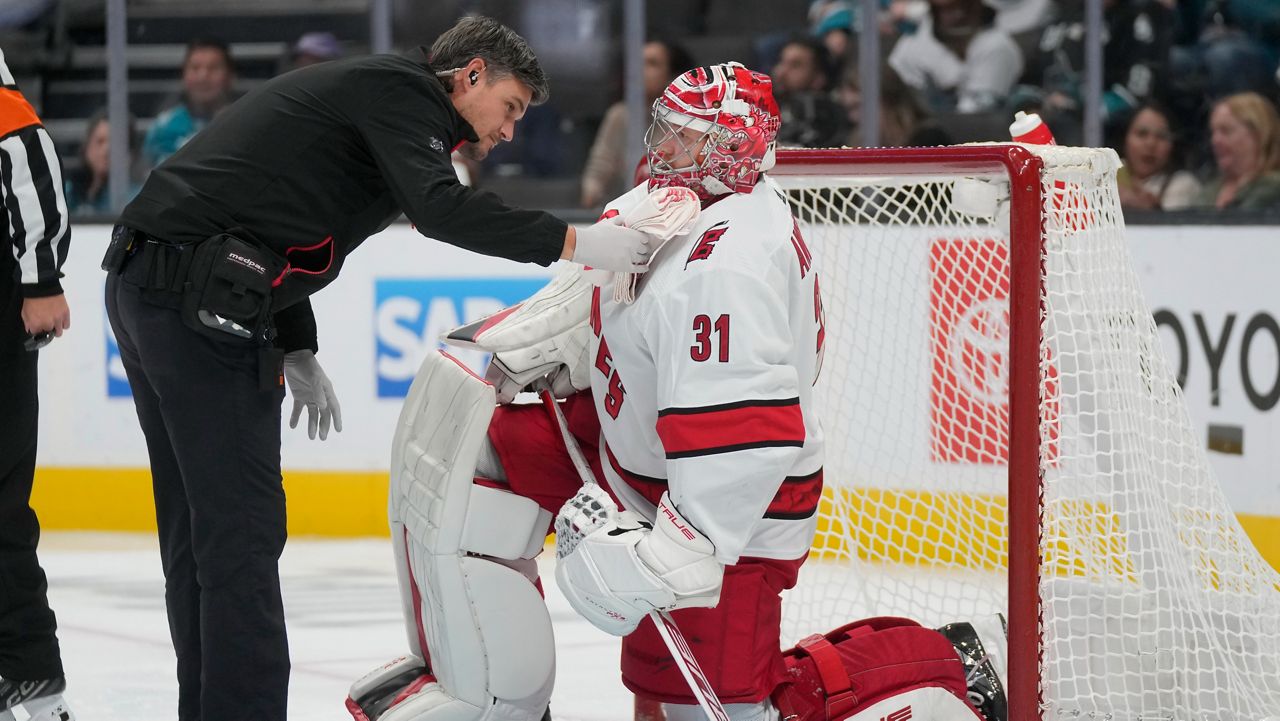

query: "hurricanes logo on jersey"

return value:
[591, 286, 627, 418]
[685, 221, 729, 267]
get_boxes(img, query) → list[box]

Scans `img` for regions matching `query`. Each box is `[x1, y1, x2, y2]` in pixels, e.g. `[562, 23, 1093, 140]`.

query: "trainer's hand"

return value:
[21, 294, 71, 337]
[570, 221, 653, 273]
[284, 350, 343, 441]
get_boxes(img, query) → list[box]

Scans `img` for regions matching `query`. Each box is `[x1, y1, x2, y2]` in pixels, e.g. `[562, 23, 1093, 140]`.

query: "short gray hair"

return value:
[430, 15, 550, 105]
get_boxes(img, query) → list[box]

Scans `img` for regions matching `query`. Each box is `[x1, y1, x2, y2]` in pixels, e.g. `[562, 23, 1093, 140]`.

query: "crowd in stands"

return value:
[758, 0, 1280, 214]
[13, 0, 1280, 217]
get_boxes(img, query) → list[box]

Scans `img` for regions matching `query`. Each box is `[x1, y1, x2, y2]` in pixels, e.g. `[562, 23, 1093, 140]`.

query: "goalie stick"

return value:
[535, 385, 731, 721]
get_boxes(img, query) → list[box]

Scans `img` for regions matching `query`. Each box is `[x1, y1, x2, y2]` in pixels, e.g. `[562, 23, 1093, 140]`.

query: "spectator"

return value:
[773, 36, 834, 98]
[987, 0, 1052, 35]
[1171, 0, 1280, 103]
[0, 0, 52, 29]
[810, 0, 855, 64]
[1115, 103, 1202, 211]
[773, 37, 846, 147]
[288, 31, 343, 71]
[64, 109, 141, 216]
[1013, 0, 1175, 146]
[888, 0, 1024, 114]
[809, 0, 922, 51]
[839, 64, 950, 147]
[579, 39, 693, 208]
[143, 38, 236, 168]
[1195, 92, 1280, 210]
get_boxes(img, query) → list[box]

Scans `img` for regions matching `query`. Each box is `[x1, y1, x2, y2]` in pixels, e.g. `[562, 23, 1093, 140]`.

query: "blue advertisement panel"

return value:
[375, 277, 548, 398]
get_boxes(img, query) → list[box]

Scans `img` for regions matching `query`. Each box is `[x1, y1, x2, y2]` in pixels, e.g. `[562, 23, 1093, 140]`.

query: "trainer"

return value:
[103, 16, 650, 721]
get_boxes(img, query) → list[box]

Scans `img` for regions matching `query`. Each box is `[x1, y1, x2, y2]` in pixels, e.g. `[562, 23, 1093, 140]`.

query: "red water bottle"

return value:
[1009, 111, 1057, 145]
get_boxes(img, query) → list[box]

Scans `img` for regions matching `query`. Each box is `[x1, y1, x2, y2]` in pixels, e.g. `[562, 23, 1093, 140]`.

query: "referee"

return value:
[0, 47, 75, 714]
[104, 16, 653, 721]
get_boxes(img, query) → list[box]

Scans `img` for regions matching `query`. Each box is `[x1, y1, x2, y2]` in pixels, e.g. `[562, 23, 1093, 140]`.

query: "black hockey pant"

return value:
[0, 266, 63, 682]
[106, 257, 289, 721]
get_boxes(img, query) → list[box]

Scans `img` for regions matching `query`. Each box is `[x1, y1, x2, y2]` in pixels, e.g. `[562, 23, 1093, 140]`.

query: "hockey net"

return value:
[770, 145, 1280, 721]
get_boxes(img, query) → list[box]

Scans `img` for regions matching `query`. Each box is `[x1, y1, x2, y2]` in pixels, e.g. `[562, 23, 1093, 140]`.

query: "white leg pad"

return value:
[841, 687, 983, 721]
[10, 694, 75, 721]
[378, 351, 555, 721]
[664, 701, 778, 721]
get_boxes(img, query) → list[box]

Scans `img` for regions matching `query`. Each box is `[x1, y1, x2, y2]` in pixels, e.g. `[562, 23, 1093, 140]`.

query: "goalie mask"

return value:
[645, 62, 781, 201]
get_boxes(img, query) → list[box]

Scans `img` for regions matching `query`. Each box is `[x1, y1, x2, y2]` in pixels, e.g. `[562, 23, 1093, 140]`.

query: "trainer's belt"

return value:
[119, 230, 197, 307]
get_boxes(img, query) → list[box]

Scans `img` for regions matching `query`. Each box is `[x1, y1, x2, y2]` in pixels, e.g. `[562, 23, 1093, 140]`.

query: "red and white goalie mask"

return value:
[645, 62, 781, 201]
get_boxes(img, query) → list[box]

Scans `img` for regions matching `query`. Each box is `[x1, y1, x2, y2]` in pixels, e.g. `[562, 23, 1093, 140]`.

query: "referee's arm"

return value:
[2, 48, 72, 332]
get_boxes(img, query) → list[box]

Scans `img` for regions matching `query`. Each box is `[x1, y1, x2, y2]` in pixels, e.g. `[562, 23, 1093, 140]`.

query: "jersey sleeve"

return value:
[646, 264, 804, 564]
[1, 84, 71, 297]
[355, 80, 567, 266]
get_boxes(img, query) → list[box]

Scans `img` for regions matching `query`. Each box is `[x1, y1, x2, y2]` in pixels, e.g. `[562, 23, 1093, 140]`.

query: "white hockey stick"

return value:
[536, 387, 731, 721]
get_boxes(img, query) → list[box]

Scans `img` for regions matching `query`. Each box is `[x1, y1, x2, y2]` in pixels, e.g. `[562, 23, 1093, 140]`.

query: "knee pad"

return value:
[356, 351, 555, 721]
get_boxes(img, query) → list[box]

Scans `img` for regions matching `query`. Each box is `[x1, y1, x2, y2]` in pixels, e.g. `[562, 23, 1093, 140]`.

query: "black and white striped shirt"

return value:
[1, 47, 70, 297]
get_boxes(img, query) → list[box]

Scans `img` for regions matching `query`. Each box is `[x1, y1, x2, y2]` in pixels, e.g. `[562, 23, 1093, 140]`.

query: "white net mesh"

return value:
[772, 145, 1280, 721]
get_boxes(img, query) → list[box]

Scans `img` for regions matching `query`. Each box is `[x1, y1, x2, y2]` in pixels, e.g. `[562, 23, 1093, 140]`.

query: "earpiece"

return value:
[469, 70, 479, 85]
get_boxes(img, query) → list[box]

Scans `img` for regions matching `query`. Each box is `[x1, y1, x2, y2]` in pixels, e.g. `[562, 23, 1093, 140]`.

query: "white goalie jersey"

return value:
[591, 178, 826, 565]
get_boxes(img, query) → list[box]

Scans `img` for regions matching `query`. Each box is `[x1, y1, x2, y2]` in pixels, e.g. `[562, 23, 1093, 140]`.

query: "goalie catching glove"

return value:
[554, 485, 724, 635]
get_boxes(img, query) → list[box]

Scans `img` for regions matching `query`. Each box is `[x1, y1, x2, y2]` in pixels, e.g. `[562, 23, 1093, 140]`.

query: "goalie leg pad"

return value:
[663, 701, 778, 721]
[371, 351, 556, 721]
[838, 687, 982, 721]
[347, 655, 433, 721]
[770, 617, 983, 721]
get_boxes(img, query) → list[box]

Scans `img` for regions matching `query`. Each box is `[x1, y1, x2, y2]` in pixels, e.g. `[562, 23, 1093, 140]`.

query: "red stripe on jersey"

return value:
[765, 469, 823, 520]
[605, 443, 667, 507]
[607, 444, 821, 521]
[656, 399, 804, 459]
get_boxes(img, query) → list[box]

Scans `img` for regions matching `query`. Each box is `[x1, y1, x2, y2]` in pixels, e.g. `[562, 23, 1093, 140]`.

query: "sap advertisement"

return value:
[34, 224, 1280, 517]
[373, 278, 546, 398]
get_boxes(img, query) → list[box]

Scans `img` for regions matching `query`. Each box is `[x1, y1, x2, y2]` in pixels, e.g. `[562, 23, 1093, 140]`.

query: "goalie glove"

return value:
[441, 265, 593, 403]
[554, 486, 723, 636]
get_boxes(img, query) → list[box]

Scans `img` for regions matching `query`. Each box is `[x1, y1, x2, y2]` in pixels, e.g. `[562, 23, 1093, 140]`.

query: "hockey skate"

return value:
[936, 614, 1008, 721]
[0, 676, 75, 721]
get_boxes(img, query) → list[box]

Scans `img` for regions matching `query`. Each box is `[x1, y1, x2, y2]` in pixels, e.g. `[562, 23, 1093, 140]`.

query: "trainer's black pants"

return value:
[106, 261, 289, 721]
[0, 266, 63, 682]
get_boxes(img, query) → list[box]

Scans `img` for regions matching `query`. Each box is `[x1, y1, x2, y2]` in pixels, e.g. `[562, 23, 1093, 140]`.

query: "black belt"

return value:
[119, 231, 198, 307]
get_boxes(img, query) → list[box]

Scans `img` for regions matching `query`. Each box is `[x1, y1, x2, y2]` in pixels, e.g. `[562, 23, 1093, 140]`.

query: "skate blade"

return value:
[17, 695, 74, 721]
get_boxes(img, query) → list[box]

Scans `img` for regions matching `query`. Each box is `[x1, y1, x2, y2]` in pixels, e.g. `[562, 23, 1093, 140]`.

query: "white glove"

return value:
[571, 220, 655, 273]
[611, 186, 701, 304]
[284, 350, 343, 440]
[555, 486, 723, 636]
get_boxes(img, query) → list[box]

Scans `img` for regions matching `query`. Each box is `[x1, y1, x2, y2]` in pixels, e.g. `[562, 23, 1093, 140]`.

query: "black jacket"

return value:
[118, 48, 567, 352]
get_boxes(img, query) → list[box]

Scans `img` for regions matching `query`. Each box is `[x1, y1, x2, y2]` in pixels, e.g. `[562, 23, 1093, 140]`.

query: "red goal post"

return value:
[768, 144, 1280, 721]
